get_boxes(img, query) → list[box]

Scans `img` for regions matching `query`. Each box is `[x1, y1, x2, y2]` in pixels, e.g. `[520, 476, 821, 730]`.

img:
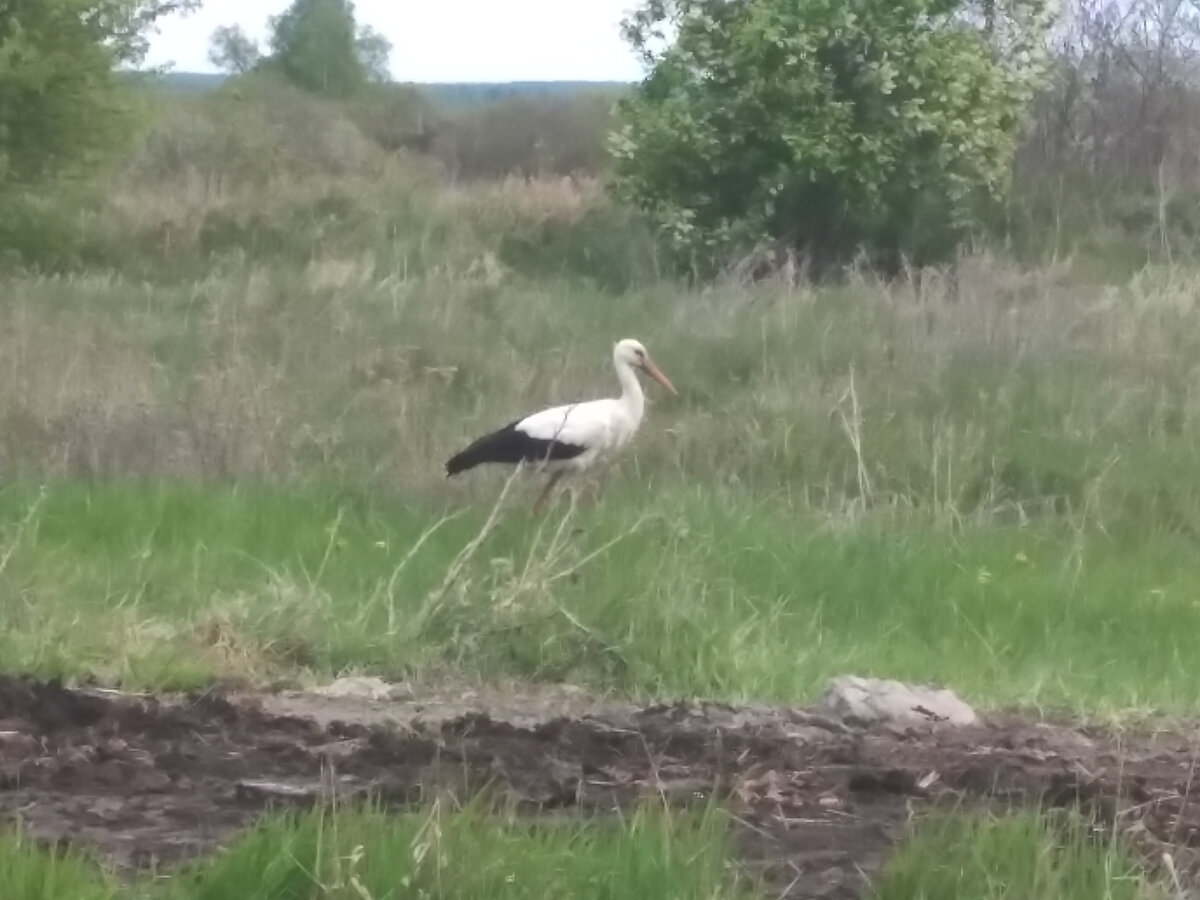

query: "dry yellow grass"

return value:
[435, 174, 604, 225]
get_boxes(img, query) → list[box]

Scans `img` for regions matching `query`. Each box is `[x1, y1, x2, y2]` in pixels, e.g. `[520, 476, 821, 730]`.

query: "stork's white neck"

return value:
[614, 356, 645, 423]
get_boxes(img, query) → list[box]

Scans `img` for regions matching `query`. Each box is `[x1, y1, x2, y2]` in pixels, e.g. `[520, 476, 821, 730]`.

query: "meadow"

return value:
[2, 78, 1198, 897]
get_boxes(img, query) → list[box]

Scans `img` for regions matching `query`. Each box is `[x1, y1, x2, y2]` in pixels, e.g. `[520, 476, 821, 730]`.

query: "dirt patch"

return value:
[251, 674, 640, 730]
[2, 676, 1200, 898]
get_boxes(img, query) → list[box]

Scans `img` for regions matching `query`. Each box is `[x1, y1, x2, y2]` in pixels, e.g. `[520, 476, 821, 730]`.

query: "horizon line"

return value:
[143, 70, 637, 86]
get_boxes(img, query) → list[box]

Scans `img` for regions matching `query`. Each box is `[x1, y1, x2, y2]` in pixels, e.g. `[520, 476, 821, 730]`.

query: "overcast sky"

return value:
[144, 0, 646, 82]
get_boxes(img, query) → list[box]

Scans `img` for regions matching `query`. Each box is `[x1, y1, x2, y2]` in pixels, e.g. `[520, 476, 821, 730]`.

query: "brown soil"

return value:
[2, 675, 1200, 898]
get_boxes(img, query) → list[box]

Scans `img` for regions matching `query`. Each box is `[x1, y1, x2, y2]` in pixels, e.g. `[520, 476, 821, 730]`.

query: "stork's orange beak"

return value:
[641, 357, 677, 395]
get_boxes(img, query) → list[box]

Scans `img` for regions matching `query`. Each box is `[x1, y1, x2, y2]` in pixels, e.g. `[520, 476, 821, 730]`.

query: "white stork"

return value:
[445, 338, 677, 512]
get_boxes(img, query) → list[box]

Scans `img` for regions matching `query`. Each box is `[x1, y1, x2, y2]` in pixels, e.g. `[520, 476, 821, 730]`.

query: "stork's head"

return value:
[614, 338, 677, 395]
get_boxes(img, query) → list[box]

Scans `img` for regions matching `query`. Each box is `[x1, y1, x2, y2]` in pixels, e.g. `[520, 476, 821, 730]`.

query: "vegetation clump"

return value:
[611, 0, 1053, 276]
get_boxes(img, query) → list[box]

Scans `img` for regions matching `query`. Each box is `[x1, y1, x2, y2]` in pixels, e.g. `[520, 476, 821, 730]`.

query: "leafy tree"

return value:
[263, 0, 390, 97]
[355, 24, 391, 84]
[0, 0, 198, 188]
[611, 0, 1054, 275]
[208, 24, 260, 75]
[209, 0, 392, 94]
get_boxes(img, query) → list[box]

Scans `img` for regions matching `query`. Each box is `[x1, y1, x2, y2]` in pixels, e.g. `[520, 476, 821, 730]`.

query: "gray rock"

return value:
[816, 675, 978, 727]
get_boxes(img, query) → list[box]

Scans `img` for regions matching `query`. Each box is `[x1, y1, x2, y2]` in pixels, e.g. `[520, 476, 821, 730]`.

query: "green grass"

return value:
[0, 802, 756, 900]
[874, 811, 1161, 900]
[3, 478, 1200, 713]
[0, 804, 1165, 900]
[0, 830, 119, 900]
[174, 801, 751, 900]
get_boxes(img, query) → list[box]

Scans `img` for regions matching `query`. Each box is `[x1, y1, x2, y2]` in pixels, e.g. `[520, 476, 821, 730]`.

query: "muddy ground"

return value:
[2, 676, 1200, 898]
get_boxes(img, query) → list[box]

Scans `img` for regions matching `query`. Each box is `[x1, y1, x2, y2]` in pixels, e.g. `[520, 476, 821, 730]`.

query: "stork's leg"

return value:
[583, 463, 613, 507]
[532, 470, 565, 515]
[576, 476, 600, 509]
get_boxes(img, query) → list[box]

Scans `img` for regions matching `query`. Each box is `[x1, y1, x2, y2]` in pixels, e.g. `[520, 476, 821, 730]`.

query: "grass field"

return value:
[5, 478, 1200, 715]
[3, 802, 755, 900]
[4, 248, 1200, 715]
[4, 87, 1199, 897]
[0, 802, 1162, 900]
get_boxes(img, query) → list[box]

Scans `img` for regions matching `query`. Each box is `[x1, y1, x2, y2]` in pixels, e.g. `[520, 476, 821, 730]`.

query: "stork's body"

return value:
[446, 339, 676, 511]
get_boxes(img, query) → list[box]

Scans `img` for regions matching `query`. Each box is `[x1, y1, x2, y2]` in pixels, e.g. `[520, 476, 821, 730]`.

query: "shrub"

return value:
[432, 94, 618, 179]
[344, 84, 439, 154]
[497, 203, 665, 292]
[611, 0, 1053, 277]
[127, 76, 386, 187]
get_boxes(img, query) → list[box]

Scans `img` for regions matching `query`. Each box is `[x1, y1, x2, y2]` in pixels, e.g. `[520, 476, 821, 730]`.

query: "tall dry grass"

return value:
[5, 224, 1200, 537]
[4, 75, 1200, 535]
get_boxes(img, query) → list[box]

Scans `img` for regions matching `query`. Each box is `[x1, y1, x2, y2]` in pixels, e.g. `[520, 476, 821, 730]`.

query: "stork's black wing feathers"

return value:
[445, 419, 587, 476]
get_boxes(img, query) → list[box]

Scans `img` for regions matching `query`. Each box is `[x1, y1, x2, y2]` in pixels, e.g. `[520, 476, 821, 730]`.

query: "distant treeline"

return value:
[151, 71, 631, 107]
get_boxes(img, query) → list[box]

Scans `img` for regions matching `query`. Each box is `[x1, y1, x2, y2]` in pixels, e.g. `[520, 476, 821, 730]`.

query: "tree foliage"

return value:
[268, 0, 364, 96]
[209, 0, 392, 97]
[208, 24, 260, 75]
[611, 0, 1054, 275]
[355, 24, 391, 84]
[0, 0, 197, 188]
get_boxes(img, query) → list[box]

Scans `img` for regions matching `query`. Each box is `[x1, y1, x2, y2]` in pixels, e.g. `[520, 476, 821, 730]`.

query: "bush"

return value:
[432, 94, 618, 179]
[0, 77, 449, 276]
[611, 0, 1053, 277]
[497, 203, 666, 291]
[0, 186, 112, 271]
[128, 76, 387, 187]
[345, 83, 439, 154]
[988, 167, 1200, 280]
[0, 0, 193, 193]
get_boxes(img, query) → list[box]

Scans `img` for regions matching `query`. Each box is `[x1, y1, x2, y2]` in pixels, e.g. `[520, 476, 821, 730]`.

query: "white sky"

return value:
[144, 0, 646, 83]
